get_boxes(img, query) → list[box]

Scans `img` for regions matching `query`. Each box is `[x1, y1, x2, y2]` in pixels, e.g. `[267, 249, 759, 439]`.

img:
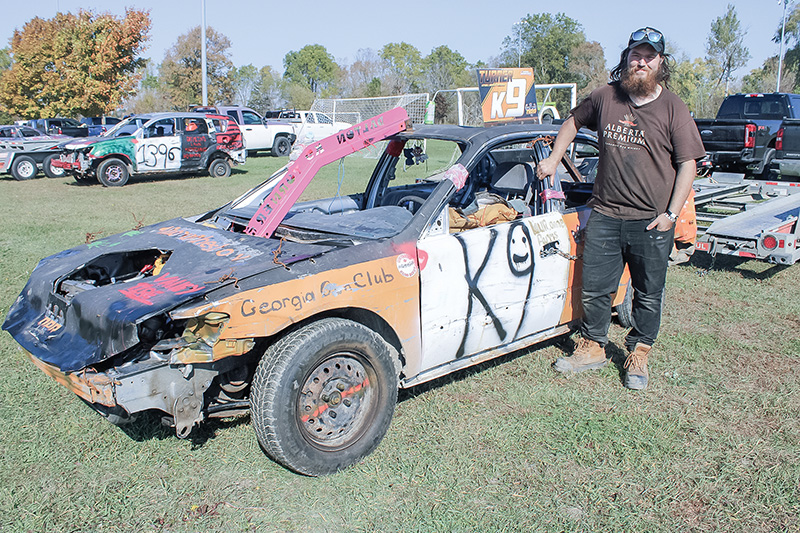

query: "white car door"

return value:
[417, 208, 571, 371]
[239, 110, 272, 151]
[136, 118, 181, 172]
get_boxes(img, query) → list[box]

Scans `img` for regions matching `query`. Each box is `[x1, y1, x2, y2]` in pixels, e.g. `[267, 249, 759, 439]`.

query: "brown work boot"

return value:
[623, 343, 651, 390]
[553, 338, 607, 373]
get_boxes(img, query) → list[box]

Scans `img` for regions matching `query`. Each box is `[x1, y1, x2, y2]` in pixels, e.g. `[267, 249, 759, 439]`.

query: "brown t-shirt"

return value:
[571, 82, 705, 220]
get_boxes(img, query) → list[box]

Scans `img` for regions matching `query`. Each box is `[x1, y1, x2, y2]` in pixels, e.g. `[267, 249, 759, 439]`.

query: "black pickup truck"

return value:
[770, 118, 800, 179]
[26, 118, 89, 138]
[695, 93, 800, 176]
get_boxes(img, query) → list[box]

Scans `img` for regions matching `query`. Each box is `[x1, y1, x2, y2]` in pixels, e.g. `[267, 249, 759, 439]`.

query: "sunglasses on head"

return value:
[630, 29, 662, 43]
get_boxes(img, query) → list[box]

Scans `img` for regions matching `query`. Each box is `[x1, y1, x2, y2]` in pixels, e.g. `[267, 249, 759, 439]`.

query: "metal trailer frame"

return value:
[693, 172, 800, 264]
[0, 141, 64, 180]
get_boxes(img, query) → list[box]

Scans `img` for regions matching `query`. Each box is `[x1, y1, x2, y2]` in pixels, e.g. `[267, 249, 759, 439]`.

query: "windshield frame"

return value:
[104, 116, 145, 138]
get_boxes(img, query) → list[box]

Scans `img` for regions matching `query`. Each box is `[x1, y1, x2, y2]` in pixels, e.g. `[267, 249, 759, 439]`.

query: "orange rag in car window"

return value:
[449, 203, 518, 232]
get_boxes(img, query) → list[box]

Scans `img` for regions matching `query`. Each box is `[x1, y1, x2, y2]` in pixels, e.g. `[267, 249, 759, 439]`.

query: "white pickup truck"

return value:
[268, 110, 352, 142]
[192, 105, 296, 156]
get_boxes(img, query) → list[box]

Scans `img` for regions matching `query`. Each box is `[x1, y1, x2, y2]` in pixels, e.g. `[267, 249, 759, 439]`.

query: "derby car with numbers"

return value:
[52, 112, 246, 186]
[3, 108, 627, 475]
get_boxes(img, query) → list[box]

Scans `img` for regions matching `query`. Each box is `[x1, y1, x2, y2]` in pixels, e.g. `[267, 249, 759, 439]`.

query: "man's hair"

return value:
[609, 49, 673, 88]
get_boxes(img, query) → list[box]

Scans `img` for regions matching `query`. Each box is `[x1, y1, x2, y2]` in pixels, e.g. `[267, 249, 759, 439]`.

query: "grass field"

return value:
[0, 155, 798, 532]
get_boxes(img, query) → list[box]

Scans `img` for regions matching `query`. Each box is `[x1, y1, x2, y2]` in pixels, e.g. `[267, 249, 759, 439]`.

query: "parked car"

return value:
[80, 116, 122, 137]
[53, 112, 246, 186]
[2, 109, 628, 475]
[191, 105, 296, 156]
[267, 110, 352, 142]
[0, 125, 60, 140]
[0, 125, 69, 180]
[26, 118, 89, 137]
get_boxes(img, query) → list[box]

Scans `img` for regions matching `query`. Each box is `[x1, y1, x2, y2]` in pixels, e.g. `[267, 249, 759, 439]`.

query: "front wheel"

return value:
[251, 318, 399, 476]
[271, 136, 291, 157]
[97, 158, 129, 187]
[43, 154, 65, 178]
[208, 158, 231, 178]
[11, 156, 38, 180]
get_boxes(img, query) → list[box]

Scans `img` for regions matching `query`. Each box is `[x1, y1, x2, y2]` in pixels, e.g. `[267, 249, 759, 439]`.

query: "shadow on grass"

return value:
[684, 252, 790, 280]
[117, 410, 251, 449]
[61, 167, 249, 187]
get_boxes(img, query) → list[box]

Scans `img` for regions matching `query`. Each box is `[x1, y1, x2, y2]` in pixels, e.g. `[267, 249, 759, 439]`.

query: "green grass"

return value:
[0, 159, 798, 532]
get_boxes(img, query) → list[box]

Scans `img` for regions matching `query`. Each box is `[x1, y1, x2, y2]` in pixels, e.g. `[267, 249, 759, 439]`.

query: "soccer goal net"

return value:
[310, 94, 430, 126]
[310, 94, 429, 157]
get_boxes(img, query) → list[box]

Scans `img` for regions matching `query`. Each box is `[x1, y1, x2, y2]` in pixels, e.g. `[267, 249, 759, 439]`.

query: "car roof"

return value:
[125, 112, 227, 121]
[391, 123, 596, 160]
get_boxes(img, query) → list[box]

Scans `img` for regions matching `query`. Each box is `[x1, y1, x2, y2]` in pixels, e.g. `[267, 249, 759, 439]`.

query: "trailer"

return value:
[0, 138, 65, 180]
[693, 172, 800, 265]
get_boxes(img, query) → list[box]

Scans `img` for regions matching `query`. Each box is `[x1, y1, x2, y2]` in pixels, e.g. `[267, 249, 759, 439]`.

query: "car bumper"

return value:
[26, 350, 116, 407]
[53, 153, 89, 173]
[707, 149, 756, 166]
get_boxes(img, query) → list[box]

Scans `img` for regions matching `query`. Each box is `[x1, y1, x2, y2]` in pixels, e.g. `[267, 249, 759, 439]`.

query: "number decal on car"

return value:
[136, 139, 181, 170]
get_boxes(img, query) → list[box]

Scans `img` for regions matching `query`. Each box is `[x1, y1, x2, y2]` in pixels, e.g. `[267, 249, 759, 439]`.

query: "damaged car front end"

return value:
[4, 219, 322, 436]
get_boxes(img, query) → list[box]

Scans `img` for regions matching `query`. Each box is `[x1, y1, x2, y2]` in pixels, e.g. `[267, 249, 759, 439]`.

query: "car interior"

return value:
[214, 133, 598, 243]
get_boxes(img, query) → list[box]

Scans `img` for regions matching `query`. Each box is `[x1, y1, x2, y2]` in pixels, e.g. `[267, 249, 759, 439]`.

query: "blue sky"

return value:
[1, 1, 787, 78]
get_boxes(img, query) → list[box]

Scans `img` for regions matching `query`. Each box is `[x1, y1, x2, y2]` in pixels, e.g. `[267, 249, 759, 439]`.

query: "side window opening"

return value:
[183, 118, 208, 134]
[242, 111, 262, 125]
[146, 119, 175, 138]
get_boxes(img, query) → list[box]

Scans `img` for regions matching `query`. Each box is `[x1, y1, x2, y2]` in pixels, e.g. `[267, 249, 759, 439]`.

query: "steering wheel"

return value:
[394, 195, 427, 214]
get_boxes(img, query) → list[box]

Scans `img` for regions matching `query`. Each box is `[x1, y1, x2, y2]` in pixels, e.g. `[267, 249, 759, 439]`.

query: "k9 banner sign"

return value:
[476, 68, 538, 125]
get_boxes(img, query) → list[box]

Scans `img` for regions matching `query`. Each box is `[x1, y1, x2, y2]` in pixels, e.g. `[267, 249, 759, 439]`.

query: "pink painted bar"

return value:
[244, 107, 411, 238]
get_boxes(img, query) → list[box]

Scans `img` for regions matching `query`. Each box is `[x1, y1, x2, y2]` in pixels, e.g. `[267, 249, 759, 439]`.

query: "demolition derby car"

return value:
[3, 108, 626, 475]
[53, 112, 247, 186]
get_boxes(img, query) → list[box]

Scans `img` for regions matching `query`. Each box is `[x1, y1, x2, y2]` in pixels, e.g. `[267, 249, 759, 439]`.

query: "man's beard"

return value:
[620, 65, 660, 98]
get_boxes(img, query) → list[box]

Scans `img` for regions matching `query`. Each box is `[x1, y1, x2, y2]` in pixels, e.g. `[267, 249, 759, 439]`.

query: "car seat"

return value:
[490, 162, 534, 200]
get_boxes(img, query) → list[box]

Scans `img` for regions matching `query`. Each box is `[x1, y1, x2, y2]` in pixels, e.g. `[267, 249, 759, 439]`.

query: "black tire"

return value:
[43, 154, 65, 179]
[615, 281, 634, 329]
[271, 136, 292, 157]
[540, 112, 554, 124]
[97, 158, 129, 187]
[751, 148, 776, 180]
[11, 156, 38, 180]
[251, 318, 399, 476]
[614, 282, 666, 329]
[208, 158, 231, 178]
[395, 195, 427, 214]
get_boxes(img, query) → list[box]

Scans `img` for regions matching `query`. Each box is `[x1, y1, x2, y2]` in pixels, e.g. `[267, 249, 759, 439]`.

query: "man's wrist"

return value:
[664, 210, 678, 222]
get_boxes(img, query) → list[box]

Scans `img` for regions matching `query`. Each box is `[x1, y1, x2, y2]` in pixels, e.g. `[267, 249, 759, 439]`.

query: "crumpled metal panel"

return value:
[2, 218, 333, 373]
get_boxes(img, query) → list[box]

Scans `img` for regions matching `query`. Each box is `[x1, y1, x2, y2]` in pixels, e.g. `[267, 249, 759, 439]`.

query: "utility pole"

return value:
[201, 0, 208, 105]
[778, 0, 788, 92]
[513, 20, 526, 68]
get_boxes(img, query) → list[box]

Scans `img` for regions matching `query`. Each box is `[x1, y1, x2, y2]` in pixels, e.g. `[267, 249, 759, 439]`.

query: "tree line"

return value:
[0, 5, 797, 124]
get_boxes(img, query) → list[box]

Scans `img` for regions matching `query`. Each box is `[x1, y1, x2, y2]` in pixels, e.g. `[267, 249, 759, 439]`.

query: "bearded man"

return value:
[536, 27, 705, 390]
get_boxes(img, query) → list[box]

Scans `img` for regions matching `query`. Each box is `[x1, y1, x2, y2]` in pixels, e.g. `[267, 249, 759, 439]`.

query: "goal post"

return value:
[430, 83, 577, 126]
[309, 94, 429, 157]
[310, 94, 430, 126]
